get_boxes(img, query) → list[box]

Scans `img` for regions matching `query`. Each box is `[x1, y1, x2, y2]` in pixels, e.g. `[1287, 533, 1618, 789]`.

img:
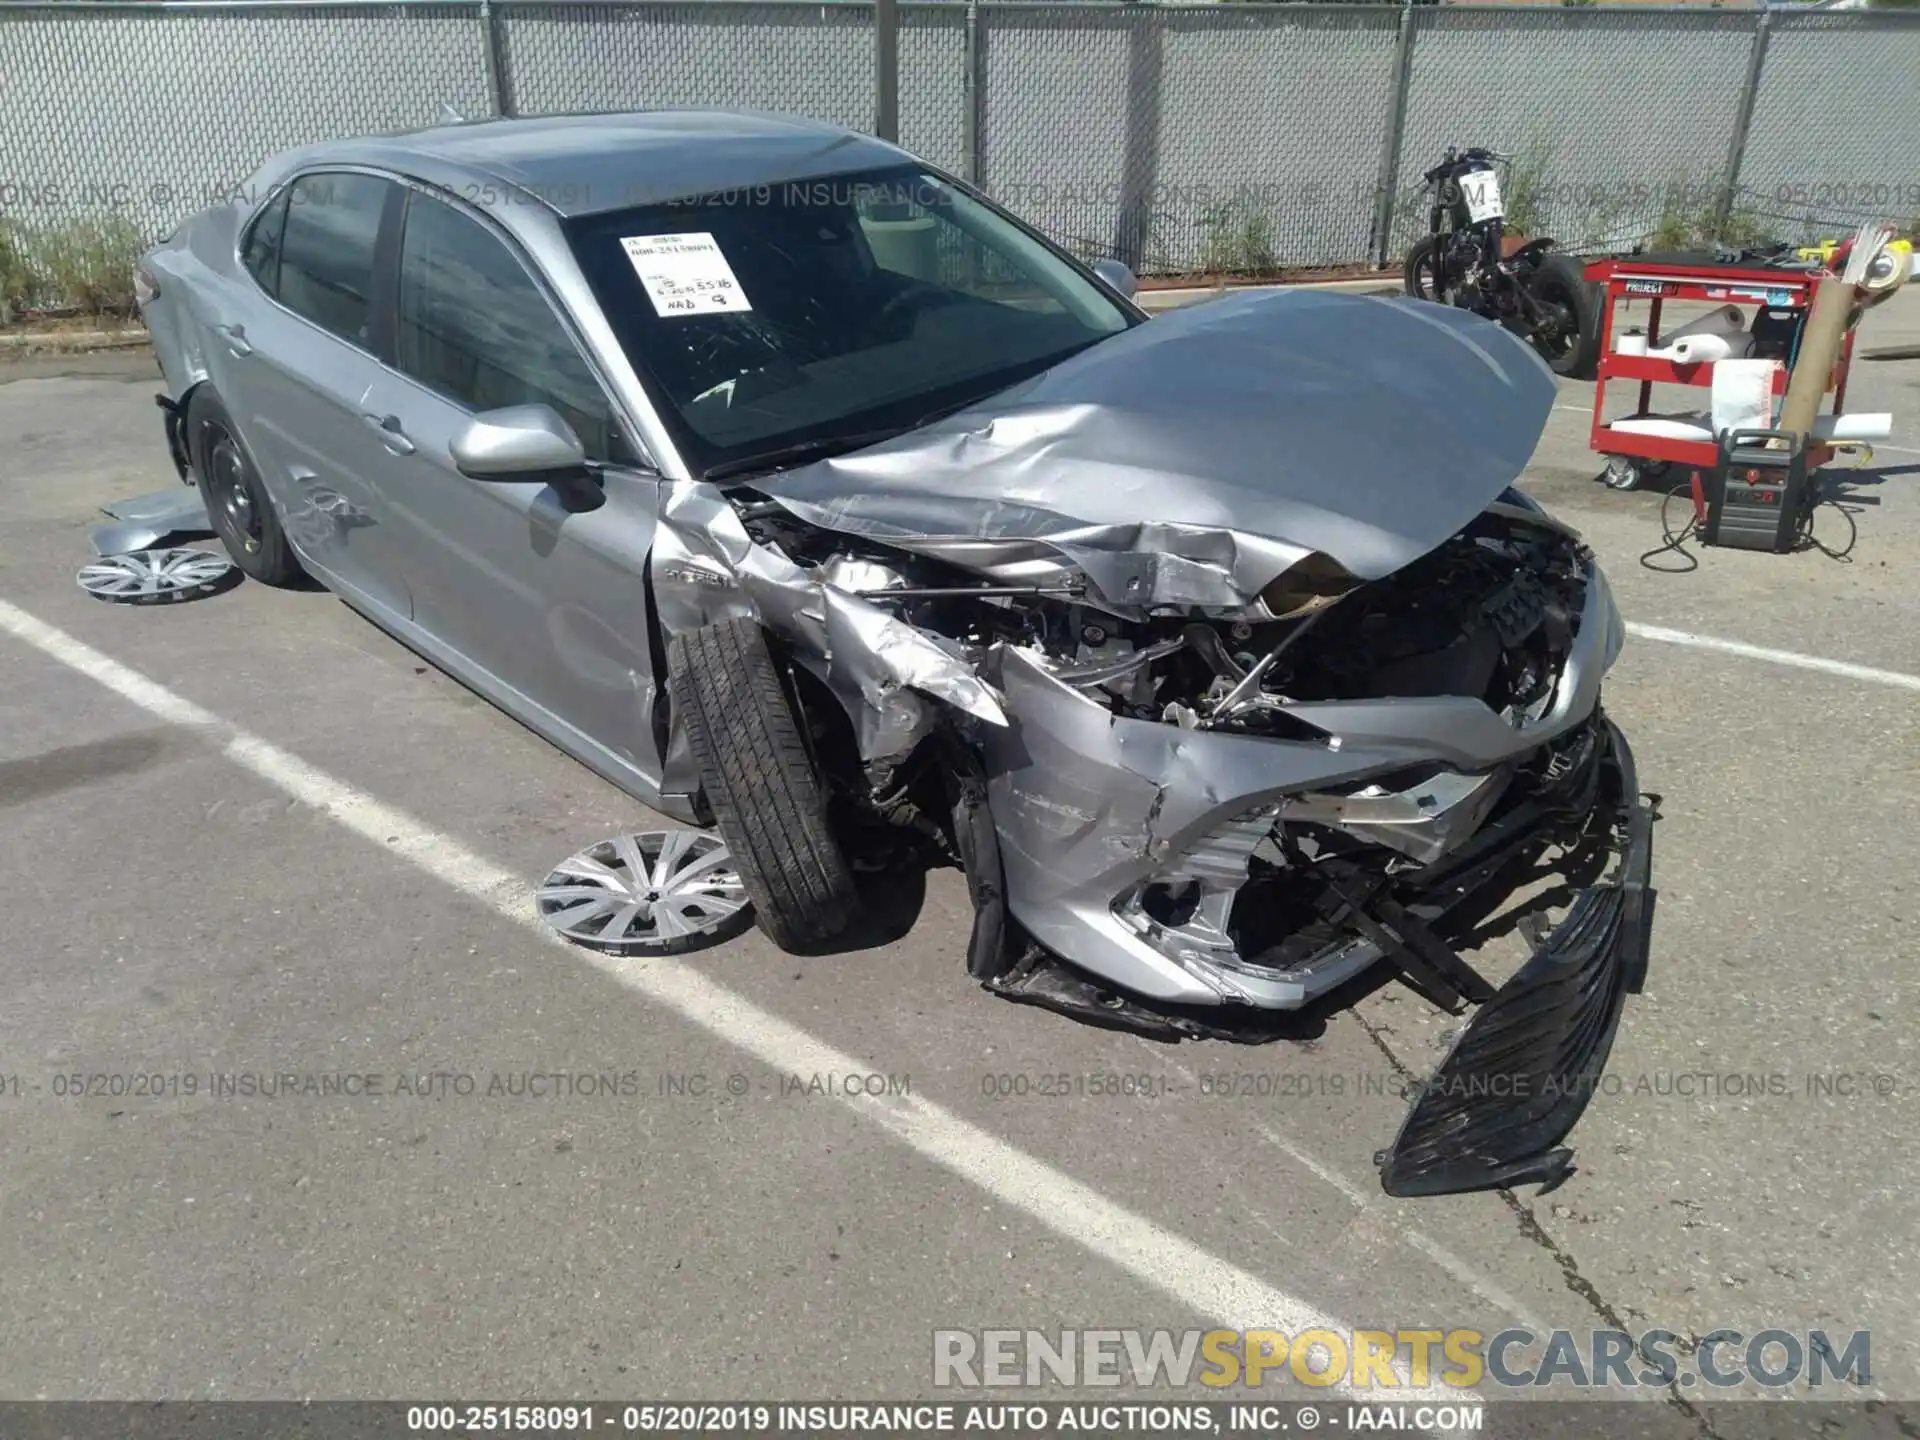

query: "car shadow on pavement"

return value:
[787, 859, 930, 956]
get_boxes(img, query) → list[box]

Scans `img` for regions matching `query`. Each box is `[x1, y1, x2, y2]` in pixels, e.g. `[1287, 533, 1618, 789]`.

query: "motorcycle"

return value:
[1403, 146, 1600, 380]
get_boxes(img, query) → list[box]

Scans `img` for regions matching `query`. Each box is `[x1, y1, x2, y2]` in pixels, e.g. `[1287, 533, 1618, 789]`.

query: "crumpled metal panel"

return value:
[974, 544, 1618, 1010]
[653, 481, 1005, 754]
[760, 290, 1555, 611]
[640, 285, 1611, 1019]
[1281, 768, 1512, 866]
[980, 644, 1432, 1007]
[99, 488, 209, 527]
[90, 486, 214, 557]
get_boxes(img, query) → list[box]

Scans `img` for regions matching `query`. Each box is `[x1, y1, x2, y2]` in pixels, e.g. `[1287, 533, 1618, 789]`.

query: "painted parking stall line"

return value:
[1625, 622, 1920, 693]
[0, 595, 1455, 1413]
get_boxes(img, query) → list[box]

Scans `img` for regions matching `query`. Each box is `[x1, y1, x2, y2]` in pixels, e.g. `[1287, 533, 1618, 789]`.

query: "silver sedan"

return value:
[140, 111, 1653, 1197]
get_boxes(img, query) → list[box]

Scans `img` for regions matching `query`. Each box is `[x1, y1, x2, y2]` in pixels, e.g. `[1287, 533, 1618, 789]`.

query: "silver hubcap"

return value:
[537, 830, 751, 953]
[77, 548, 236, 603]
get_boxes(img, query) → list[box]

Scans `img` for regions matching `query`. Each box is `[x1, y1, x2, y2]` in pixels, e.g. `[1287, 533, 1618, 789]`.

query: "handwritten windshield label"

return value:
[620, 232, 751, 317]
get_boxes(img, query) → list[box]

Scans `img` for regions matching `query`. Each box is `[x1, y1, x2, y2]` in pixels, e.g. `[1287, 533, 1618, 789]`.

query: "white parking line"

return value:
[1625, 622, 1920, 693]
[0, 596, 1454, 1408]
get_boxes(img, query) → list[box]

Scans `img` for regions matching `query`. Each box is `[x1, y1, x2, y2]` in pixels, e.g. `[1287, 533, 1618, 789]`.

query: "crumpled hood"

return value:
[758, 289, 1557, 610]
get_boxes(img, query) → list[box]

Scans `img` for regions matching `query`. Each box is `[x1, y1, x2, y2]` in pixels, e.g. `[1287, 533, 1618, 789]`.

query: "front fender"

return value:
[652, 482, 1005, 769]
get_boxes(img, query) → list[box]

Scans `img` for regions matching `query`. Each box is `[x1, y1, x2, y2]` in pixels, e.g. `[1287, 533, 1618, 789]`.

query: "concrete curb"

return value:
[1136, 275, 1399, 311]
[0, 328, 149, 352]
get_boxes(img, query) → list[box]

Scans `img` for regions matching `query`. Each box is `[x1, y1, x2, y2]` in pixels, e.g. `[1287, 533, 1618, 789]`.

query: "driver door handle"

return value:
[213, 322, 251, 357]
[362, 412, 416, 456]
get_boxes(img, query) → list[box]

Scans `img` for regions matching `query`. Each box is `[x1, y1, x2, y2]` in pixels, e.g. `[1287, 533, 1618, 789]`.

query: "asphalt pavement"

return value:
[0, 289, 1916, 1413]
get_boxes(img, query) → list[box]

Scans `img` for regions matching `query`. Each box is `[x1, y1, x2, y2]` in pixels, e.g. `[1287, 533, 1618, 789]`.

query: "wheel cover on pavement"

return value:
[76, 547, 238, 604]
[537, 830, 753, 953]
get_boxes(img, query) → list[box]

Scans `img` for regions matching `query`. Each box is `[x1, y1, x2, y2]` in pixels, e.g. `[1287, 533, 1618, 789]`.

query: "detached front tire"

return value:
[667, 618, 861, 951]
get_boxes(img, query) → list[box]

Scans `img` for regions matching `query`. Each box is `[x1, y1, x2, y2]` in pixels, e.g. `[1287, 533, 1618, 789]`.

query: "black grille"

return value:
[1377, 721, 1654, 1198]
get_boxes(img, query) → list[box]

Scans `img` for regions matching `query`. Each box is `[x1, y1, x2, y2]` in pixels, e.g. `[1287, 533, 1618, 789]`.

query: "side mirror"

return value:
[450, 405, 588, 479]
[1091, 258, 1138, 300]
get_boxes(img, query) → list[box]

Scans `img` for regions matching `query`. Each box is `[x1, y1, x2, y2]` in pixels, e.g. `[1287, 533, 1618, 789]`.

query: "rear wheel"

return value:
[1528, 252, 1601, 379]
[187, 389, 302, 586]
[667, 618, 862, 951]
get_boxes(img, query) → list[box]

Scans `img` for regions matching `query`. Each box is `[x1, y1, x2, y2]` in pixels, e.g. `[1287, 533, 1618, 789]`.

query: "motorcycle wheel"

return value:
[1528, 252, 1601, 379]
[1403, 236, 1445, 302]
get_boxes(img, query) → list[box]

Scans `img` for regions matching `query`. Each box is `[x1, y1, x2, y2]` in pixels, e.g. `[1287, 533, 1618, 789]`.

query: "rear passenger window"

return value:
[395, 190, 621, 463]
[241, 189, 288, 295]
[276, 172, 390, 347]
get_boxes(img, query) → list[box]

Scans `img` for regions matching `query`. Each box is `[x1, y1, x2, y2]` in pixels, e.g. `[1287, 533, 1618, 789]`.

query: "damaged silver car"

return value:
[139, 111, 1654, 1198]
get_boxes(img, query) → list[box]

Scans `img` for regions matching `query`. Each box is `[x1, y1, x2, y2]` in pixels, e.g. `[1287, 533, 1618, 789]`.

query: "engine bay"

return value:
[737, 497, 1592, 750]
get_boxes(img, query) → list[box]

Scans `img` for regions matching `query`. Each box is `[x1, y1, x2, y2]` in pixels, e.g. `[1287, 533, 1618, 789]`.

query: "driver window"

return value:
[395, 190, 632, 465]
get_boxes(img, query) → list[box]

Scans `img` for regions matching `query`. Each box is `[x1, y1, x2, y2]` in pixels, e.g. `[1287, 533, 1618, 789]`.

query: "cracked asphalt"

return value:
[0, 287, 1916, 1426]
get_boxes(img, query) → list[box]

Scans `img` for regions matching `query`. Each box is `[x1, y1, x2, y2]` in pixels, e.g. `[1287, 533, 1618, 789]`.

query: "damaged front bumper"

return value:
[986, 713, 1654, 1199]
[979, 561, 1623, 1012]
[1375, 718, 1653, 1197]
[971, 560, 1651, 1197]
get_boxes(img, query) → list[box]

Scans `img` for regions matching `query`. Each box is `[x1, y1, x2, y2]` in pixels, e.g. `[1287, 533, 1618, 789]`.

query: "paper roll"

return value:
[1651, 332, 1747, 364]
[1609, 416, 1715, 443]
[1663, 304, 1745, 344]
[1812, 412, 1893, 441]
[1615, 330, 1648, 356]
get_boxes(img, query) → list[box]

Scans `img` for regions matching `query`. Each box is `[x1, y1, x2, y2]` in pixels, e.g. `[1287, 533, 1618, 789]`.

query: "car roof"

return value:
[276, 110, 913, 218]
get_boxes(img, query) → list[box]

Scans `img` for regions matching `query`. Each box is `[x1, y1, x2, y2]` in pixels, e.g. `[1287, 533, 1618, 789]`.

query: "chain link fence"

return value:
[1, 0, 1917, 305]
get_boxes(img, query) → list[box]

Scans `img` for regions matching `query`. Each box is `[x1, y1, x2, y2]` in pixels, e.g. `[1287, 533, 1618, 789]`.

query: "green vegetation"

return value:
[0, 214, 147, 320]
[1197, 200, 1279, 277]
[1497, 144, 1553, 238]
[0, 218, 34, 319]
[1647, 176, 1775, 252]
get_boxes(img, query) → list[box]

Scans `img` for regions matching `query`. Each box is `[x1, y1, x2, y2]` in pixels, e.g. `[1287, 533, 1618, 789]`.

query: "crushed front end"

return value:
[651, 291, 1656, 1199]
[959, 508, 1654, 1196]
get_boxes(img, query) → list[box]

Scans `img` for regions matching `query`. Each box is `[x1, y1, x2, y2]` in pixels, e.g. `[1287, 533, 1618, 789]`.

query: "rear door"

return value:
[359, 185, 669, 794]
[217, 170, 414, 619]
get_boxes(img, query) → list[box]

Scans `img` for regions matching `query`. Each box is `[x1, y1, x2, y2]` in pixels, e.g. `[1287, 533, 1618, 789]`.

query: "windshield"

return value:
[564, 165, 1136, 478]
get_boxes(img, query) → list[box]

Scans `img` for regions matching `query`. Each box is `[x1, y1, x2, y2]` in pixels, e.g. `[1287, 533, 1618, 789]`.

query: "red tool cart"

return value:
[1581, 255, 1857, 491]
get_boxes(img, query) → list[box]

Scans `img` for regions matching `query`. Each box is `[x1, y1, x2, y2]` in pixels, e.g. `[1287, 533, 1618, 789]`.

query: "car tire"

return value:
[187, 388, 303, 586]
[668, 617, 862, 952]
